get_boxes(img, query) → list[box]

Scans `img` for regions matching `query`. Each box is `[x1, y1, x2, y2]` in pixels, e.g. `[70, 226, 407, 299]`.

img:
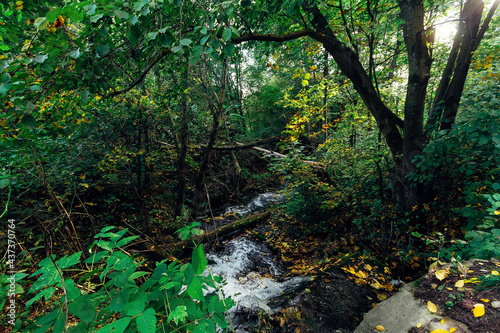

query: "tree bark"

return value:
[231, 0, 499, 213]
[166, 211, 271, 256]
[397, 0, 433, 211]
[428, 0, 499, 130]
[174, 65, 190, 223]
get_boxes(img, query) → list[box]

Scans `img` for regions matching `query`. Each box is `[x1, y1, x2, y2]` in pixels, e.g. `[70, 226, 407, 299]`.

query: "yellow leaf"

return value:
[441, 318, 445, 324]
[455, 280, 464, 288]
[435, 269, 448, 281]
[450, 328, 456, 333]
[427, 301, 438, 313]
[472, 304, 485, 317]
[417, 323, 422, 328]
[430, 330, 448, 333]
[375, 325, 385, 331]
[492, 270, 499, 275]
[480, 299, 489, 302]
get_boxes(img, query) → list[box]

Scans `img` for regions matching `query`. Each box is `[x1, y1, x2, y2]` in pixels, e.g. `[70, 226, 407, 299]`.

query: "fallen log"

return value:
[165, 211, 271, 256]
[241, 144, 324, 169]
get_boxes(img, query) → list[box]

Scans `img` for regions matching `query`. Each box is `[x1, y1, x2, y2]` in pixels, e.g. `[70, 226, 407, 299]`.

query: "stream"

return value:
[200, 191, 375, 333]
[201, 191, 313, 331]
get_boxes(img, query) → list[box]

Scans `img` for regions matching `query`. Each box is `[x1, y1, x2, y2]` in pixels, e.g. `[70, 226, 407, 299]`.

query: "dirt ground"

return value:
[411, 259, 500, 333]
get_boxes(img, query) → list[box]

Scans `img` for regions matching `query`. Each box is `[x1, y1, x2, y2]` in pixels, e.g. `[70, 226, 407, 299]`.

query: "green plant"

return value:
[16, 225, 234, 333]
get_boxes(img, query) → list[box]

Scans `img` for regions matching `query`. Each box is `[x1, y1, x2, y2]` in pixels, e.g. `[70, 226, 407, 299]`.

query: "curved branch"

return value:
[232, 30, 314, 44]
[104, 48, 172, 98]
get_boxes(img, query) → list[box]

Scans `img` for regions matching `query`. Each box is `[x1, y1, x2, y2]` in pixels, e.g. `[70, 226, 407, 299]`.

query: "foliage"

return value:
[5, 225, 233, 332]
[408, 64, 500, 261]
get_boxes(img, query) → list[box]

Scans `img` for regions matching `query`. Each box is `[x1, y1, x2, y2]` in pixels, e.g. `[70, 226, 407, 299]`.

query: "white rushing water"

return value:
[206, 237, 311, 315]
[224, 192, 284, 217]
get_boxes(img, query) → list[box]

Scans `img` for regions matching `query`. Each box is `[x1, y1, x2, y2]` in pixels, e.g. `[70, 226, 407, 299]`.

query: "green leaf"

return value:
[186, 276, 204, 301]
[64, 279, 81, 302]
[116, 235, 139, 248]
[124, 292, 147, 316]
[46, 8, 63, 22]
[68, 294, 96, 322]
[147, 32, 158, 41]
[172, 45, 182, 53]
[241, 0, 252, 7]
[26, 287, 57, 309]
[90, 13, 104, 23]
[223, 43, 235, 56]
[96, 44, 110, 57]
[84, 4, 97, 15]
[180, 38, 192, 46]
[36, 309, 59, 325]
[21, 115, 36, 129]
[109, 287, 133, 312]
[159, 281, 180, 291]
[70, 49, 81, 59]
[96, 317, 131, 333]
[136, 308, 156, 333]
[130, 14, 138, 25]
[126, 26, 141, 45]
[128, 271, 150, 281]
[64, 6, 84, 22]
[56, 252, 82, 269]
[167, 305, 187, 325]
[0, 83, 12, 95]
[0, 73, 10, 83]
[114, 11, 129, 20]
[53, 308, 66, 333]
[33, 54, 48, 64]
[192, 244, 207, 275]
[222, 28, 232, 42]
[134, 0, 149, 11]
[200, 35, 209, 45]
[84, 250, 109, 264]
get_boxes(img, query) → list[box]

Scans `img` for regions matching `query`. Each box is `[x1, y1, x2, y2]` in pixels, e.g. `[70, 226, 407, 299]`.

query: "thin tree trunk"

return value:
[174, 65, 190, 223]
[192, 58, 229, 219]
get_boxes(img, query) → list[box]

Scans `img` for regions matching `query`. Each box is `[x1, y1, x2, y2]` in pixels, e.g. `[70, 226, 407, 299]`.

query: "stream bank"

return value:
[198, 190, 378, 332]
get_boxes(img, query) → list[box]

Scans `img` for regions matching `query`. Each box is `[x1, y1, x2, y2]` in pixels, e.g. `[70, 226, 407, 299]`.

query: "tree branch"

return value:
[232, 30, 314, 44]
[104, 49, 172, 98]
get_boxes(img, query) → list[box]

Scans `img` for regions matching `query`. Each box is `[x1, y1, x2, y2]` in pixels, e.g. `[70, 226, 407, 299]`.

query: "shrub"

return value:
[5, 225, 234, 333]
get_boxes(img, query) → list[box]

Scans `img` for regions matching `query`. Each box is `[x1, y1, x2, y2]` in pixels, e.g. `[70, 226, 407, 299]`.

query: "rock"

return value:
[354, 284, 436, 333]
[492, 301, 500, 309]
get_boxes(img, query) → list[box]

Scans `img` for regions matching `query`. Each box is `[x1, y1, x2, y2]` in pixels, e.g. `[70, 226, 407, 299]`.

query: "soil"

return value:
[411, 259, 500, 333]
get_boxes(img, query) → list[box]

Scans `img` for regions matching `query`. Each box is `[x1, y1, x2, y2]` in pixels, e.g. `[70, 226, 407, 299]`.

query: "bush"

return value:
[3, 225, 234, 333]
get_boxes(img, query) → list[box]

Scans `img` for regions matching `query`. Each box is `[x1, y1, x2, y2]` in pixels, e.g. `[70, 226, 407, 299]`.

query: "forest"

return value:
[0, 0, 499, 332]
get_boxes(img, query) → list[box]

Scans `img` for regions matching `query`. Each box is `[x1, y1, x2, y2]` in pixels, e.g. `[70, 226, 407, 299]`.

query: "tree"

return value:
[232, 0, 500, 212]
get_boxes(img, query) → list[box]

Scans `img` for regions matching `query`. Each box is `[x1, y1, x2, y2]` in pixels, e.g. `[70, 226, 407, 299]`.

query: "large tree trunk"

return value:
[397, 0, 432, 211]
[233, 0, 499, 213]
[435, 0, 499, 130]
